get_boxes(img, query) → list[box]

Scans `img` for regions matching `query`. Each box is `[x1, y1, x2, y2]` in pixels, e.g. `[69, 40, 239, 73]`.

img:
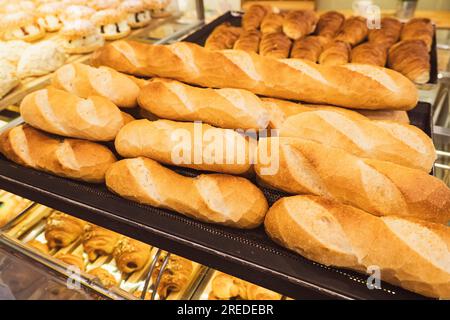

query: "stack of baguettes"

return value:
[91, 39, 450, 299]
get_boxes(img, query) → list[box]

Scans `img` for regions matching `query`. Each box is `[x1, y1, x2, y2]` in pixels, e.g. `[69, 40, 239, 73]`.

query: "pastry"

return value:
[388, 40, 430, 84]
[351, 42, 387, 67]
[205, 23, 242, 51]
[83, 224, 121, 261]
[335, 16, 368, 46]
[0, 60, 20, 100]
[152, 254, 193, 299]
[0, 40, 30, 65]
[45, 212, 86, 248]
[149, 0, 172, 19]
[259, 32, 292, 59]
[315, 11, 345, 38]
[27, 240, 50, 254]
[260, 12, 284, 34]
[92, 9, 131, 40]
[242, 4, 269, 31]
[368, 17, 402, 48]
[0, 193, 31, 227]
[401, 18, 433, 51]
[114, 237, 151, 273]
[120, 0, 152, 28]
[36, 2, 64, 32]
[318, 40, 351, 66]
[60, 5, 95, 22]
[54, 253, 85, 271]
[59, 19, 104, 54]
[1, 11, 46, 42]
[88, 267, 118, 287]
[233, 29, 261, 53]
[88, 0, 120, 10]
[290, 35, 329, 62]
[282, 10, 318, 40]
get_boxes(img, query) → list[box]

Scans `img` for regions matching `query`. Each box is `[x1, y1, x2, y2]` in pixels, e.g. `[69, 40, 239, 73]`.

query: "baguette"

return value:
[355, 109, 409, 124]
[51, 63, 140, 108]
[255, 137, 450, 224]
[91, 40, 418, 110]
[137, 78, 270, 130]
[0, 125, 116, 183]
[264, 195, 450, 299]
[20, 87, 130, 141]
[105, 157, 268, 228]
[115, 119, 255, 174]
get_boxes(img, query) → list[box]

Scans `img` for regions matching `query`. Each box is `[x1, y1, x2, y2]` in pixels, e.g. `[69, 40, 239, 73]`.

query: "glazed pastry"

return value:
[259, 32, 292, 59]
[152, 254, 193, 299]
[0, 40, 30, 65]
[0, 60, 20, 100]
[83, 224, 121, 261]
[59, 19, 104, 54]
[233, 29, 261, 53]
[60, 5, 95, 22]
[401, 18, 433, 51]
[27, 240, 50, 254]
[54, 253, 85, 271]
[291, 35, 329, 62]
[88, 267, 118, 287]
[260, 12, 284, 34]
[335, 16, 368, 46]
[282, 10, 318, 40]
[351, 42, 387, 67]
[36, 2, 64, 32]
[205, 23, 242, 51]
[242, 4, 269, 31]
[368, 17, 402, 49]
[149, 0, 172, 18]
[1, 11, 46, 42]
[114, 237, 151, 273]
[120, 0, 152, 28]
[45, 212, 86, 248]
[92, 9, 131, 40]
[315, 11, 345, 38]
[318, 40, 351, 66]
[16, 40, 67, 78]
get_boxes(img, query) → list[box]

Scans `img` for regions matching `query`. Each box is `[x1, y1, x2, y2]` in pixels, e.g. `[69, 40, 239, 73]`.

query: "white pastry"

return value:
[0, 11, 46, 42]
[0, 40, 31, 64]
[60, 5, 95, 22]
[59, 19, 104, 54]
[92, 9, 131, 40]
[0, 60, 20, 99]
[37, 2, 65, 32]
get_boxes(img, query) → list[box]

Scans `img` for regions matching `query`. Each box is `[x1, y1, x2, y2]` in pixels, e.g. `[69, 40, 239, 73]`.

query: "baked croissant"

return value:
[88, 267, 118, 288]
[233, 29, 261, 53]
[388, 39, 430, 84]
[205, 23, 242, 51]
[114, 237, 151, 273]
[83, 224, 121, 262]
[335, 16, 368, 46]
[351, 42, 387, 67]
[260, 12, 284, 34]
[319, 40, 351, 66]
[45, 212, 86, 248]
[291, 35, 329, 62]
[401, 18, 433, 51]
[27, 240, 50, 254]
[283, 10, 318, 40]
[259, 32, 292, 59]
[315, 11, 345, 38]
[368, 17, 402, 48]
[54, 253, 85, 271]
[242, 4, 270, 31]
[152, 254, 193, 299]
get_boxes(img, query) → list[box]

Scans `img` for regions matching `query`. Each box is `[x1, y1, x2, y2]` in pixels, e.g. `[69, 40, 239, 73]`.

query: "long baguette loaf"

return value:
[20, 87, 132, 141]
[0, 125, 116, 183]
[106, 157, 268, 228]
[115, 119, 255, 175]
[52, 63, 140, 108]
[137, 78, 270, 130]
[255, 137, 450, 224]
[91, 40, 418, 110]
[264, 195, 450, 299]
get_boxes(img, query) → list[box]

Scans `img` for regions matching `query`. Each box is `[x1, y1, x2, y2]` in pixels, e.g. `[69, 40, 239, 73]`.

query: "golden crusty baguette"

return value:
[264, 195, 450, 299]
[115, 119, 255, 175]
[137, 78, 270, 130]
[106, 157, 268, 228]
[255, 137, 450, 224]
[20, 87, 130, 141]
[91, 40, 418, 110]
[355, 109, 409, 124]
[0, 125, 116, 183]
[51, 63, 140, 108]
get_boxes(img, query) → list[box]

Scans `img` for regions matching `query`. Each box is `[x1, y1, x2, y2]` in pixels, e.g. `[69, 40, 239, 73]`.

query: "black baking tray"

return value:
[0, 102, 433, 300]
[182, 11, 438, 85]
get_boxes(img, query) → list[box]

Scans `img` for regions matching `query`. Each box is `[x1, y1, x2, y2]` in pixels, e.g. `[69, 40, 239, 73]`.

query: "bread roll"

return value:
[319, 40, 351, 66]
[388, 40, 430, 84]
[259, 32, 292, 59]
[137, 78, 270, 130]
[335, 16, 368, 46]
[105, 157, 268, 228]
[401, 18, 433, 51]
[265, 195, 450, 299]
[20, 87, 130, 141]
[260, 12, 284, 34]
[242, 4, 269, 31]
[351, 42, 387, 67]
[205, 23, 242, 51]
[315, 11, 345, 38]
[91, 40, 418, 110]
[115, 119, 255, 174]
[233, 29, 261, 53]
[0, 125, 116, 183]
[255, 137, 450, 224]
[52, 63, 140, 108]
[282, 10, 318, 40]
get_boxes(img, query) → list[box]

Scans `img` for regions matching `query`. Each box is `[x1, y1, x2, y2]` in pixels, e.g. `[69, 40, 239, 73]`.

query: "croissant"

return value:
[242, 4, 269, 31]
[45, 212, 86, 248]
[114, 237, 151, 273]
[291, 36, 329, 62]
[315, 11, 345, 38]
[319, 40, 351, 66]
[259, 32, 292, 59]
[152, 254, 193, 299]
[88, 267, 118, 288]
[82, 224, 121, 262]
[260, 12, 284, 34]
[54, 253, 85, 271]
[388, 39, 430, 84]
[351, 42, 387, 67]
[368, 17, 402, 48]
[210, 273, 242, 300]
[401, 18, 433, 51]
[283, 10, 318, 40]
[335, 16, 368, 46]
[205, 23, 242, 51]
[27, 240, 50, 254]
[233, 29, 261, 53]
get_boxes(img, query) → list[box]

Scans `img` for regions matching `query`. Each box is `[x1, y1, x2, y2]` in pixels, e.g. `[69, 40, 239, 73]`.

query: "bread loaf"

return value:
[355, 109, 409, 124]
[52, 63, 140, 108]
[20, 87, 131, 141]
[264, 195, 450, 299]
[0, 125, 116, 183]
[115, 119, 255, 174]
[106, 157, 268, 228]
[255, 137, 450, 224]
[91, 40, 418, 110]
[137, 78, 270, 129]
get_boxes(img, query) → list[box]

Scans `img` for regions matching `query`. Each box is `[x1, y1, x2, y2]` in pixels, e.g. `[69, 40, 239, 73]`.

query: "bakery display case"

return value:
[0, 0, 450, 301]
